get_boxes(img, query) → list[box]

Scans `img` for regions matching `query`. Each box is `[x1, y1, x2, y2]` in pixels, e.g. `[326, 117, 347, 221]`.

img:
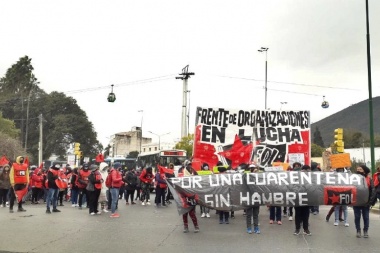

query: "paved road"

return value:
[1, 195, 380, 253]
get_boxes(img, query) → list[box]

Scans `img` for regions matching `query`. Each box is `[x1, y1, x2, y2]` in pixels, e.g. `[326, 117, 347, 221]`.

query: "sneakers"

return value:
[219, 220, 224, 224]
[146, 201, 151, 205]
[325, 215, 330, 222]
[183, 227, 189, 233]
[96, 212, 101, 215]
[17, 208, 26, 212]
[52, 209, 61, 212]
[201, 213, 206, 218]
[126, 202, 129, 205]
[304, 230, 311, 236]
[46, 209, 51, 214]
[344, 223, 349, 227]
[363, 230, 368, 238]
[269, 220, 274, 224]
[194, 227, 200, 233]
[356, 230, 361, 238]
[110, 213, 120, 218]
[313, 211, 318, 215]
[72, 204, 76, 207]
[277, 221, 282, 225]
[288, 216, 293, 221]
[142, 201, 146, 206]
[334, 221, 339, 226]
[206, 213, 210, 218]
[90, 212, 95, 215]
[293, 229, 300, 235]
[102, 209, 109, 213]
[247, 227, 252, 234]
[131, 202, 136, 205]
[254, 226, 261, 234]
[225, 219, 229, 224]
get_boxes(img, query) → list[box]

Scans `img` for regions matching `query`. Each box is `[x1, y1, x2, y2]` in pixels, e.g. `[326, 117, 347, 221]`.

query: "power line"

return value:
[64, 74, 177, 94]
[215, 75, 360, 91]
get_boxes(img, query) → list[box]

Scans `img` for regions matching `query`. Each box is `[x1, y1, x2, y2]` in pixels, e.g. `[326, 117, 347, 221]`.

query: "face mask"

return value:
[357, 171, 365, 176]
[19, 159, 24, 164]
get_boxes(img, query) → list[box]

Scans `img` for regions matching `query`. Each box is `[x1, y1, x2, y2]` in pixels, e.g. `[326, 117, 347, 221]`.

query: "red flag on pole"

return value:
[23, 157, 30, 167]
[95, 154, 105, 163]
[158, 165, 174, 175]
[14, 187, 28, 204]
[0, 155, 10, 166]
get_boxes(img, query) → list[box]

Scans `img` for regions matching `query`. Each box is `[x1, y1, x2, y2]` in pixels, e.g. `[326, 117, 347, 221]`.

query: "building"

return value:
[109, 126, 152, 157]
[141, 142, 175, 155]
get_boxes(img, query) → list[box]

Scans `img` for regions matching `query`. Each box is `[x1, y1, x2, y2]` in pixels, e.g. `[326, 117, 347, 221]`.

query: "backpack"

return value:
[105, 173, 112, 188]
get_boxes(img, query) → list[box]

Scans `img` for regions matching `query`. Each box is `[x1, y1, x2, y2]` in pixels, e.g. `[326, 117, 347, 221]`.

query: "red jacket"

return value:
[31, 170, 44, 188]
[139, 169, 153, 184]
[110, 169, 123, 188]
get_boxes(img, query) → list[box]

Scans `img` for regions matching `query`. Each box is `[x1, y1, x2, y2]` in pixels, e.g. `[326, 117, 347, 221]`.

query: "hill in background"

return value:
[311, 96, 380, 146]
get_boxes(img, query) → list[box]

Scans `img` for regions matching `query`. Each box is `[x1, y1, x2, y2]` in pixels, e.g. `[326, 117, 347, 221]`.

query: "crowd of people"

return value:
[0, 156, 378, 238]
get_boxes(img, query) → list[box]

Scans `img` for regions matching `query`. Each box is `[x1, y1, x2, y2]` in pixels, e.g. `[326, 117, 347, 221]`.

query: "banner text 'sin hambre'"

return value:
[168, 172, 369, 214]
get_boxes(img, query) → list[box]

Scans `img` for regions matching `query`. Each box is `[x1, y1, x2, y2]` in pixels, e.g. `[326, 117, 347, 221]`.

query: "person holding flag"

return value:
[9, 156, 29, 213]
[154, 165, 169, 207]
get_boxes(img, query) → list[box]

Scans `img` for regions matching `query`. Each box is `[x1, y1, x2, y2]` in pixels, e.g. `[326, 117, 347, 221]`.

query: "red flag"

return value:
[38, 163, 44, 170]
[95, 154, 105, 162]
[158, 165, 174, 175]
[0, 155, 10, 166]
[23, 157, 30, 167]
[14, 187, 28, 203]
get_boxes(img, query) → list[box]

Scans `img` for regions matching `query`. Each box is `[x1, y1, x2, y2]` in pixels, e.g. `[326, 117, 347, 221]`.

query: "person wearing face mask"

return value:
[9, 156, 29, 213]
[200, 163, 211, 218]
[353, 165, 376, 238]
[0, 164, 11, 207]
[76, 163, 91, 210]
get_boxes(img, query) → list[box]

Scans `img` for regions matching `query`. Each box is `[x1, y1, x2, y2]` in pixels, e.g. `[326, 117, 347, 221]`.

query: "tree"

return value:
[0, 57, 103, 161]
[175, 134, 194, 158]
[343, 130, 364, 149]
[128, 151, 139, 158]
[0, 112, 20, 139]
[313, 127, 324, 147]
[311, 143, 324, 157]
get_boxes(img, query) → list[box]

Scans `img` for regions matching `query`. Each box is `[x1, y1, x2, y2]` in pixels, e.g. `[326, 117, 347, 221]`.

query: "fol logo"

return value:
[324, 186, 357, 205]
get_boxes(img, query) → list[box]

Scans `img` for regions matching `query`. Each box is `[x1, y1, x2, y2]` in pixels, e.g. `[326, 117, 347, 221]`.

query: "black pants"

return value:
[125, 189, 135, 203]
[0, 189, 9, 205]
[32, 187, 43, 203]
[165, 188, 172, 202]
[78, 188, 89, 207]
[155, 187, 166, 205]
[295, 206, 310, 230]
[88, 189, 101, 213]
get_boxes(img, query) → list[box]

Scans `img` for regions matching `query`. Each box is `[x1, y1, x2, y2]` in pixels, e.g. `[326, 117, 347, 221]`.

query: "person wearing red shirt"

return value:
[31, 168, 44, 204]
[109, 162, 123, 218]
[139, 167, 153, 206]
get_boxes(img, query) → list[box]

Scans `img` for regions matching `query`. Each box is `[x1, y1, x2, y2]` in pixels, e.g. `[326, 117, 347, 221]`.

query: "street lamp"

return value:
[148, 131, 170, 150]
[258, 47, 269, 110]
[138, 110, 143, 154]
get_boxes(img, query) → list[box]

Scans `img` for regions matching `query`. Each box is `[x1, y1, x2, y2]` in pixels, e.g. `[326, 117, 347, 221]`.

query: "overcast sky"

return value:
[1, 0, 379, 148]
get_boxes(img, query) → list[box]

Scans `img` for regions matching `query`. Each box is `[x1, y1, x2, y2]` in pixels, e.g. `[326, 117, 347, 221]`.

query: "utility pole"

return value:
[38, 114, 43, 165]
[176, 65, 194, 138]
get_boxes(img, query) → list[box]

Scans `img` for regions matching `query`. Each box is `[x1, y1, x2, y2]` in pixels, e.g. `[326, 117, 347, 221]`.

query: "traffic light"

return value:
[74, 142, 81, 155]
[334, 128, 344, 153]
[79, 151, 84, 158]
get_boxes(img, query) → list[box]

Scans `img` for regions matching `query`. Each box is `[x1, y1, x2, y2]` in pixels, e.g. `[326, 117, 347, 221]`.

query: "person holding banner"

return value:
[9, 156, 29, 213]
[246, 164, 261, 234]
[199, 163, 211, 218]
[353, 165, 376, 238]
[293, 165, 311, 236]
[217, 166, 230, 224]
[179, 163, 199, 233]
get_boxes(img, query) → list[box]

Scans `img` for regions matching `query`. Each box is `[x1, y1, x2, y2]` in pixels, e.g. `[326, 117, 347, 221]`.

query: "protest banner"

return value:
[167, 172, 369, 215]
[192, 107, 311, 171]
